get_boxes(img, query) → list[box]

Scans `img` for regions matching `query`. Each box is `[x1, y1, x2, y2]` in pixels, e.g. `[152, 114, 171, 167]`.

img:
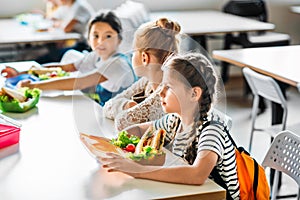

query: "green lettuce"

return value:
[111, 130, 140, 148]
[38, 70, 69, 80]
[0, 88, 41, 113]
[127, 146, 164, 161]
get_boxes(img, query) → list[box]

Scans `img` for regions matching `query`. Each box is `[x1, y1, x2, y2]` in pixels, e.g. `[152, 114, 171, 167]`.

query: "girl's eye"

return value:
[92, 34, 99, 39]
[105, 34, 112, 39]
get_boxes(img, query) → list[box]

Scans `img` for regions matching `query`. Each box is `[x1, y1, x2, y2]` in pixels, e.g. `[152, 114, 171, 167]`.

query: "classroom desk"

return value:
[212, 45, 300, 124]
[0, 19, 81, 45]
[150, 10, 275, 49]
[212, 45, 300, 89]
[0, 95, 226, 200]
[0, 19, 81, 62]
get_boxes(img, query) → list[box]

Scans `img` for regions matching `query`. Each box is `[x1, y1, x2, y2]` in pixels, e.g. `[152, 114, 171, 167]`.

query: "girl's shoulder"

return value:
[197, 109, 232, 140]
[202, 109, 231, 131]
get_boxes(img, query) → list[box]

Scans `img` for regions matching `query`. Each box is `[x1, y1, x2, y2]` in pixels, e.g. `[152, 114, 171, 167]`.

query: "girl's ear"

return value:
[191, 87, 202, 102]
[141, 51, 150, 66]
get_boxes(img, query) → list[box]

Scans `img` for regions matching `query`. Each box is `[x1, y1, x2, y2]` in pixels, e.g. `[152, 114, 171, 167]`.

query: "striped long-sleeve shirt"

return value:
[154, 112, 240, 200]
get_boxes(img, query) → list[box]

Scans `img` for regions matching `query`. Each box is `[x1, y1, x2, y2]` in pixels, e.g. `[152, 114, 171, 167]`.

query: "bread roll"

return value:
[151, 129, 166, 151]
[2, 87, 26, 102]
[29, 66, 61, 75]
[134, 126, 154, 154]
[134, 127, 166, 154]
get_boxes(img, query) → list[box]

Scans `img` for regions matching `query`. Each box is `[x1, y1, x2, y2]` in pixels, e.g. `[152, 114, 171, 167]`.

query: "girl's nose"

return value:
[159, 86, 165, 97]
[97, 37, 105, 44]
[97, 38, 103, 44]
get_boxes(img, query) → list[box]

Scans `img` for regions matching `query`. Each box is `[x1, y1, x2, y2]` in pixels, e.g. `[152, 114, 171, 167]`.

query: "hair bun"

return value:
[156, 18, 181, 36]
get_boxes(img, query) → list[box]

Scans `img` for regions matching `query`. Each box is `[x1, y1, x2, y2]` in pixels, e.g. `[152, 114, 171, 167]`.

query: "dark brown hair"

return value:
[87, 11, 122, 40]
[162, 53, 218, 164]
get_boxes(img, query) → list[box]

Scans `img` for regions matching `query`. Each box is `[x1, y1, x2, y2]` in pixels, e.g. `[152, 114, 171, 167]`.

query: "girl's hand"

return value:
[17, 79, 32, 88]
[1, 67, 19, 78]
[98, 153, 146, 176]
[123, 101, 138, 110]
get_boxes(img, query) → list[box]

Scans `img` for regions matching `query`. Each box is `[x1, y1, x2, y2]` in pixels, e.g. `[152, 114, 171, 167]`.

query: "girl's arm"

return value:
[19, 71, 107, 91]
[114, 90, 164, 131]
[63, 19, 78, 33]
[137, 150, 218, 185]
[102, 150, 218, 185]
[103, 77, 148, 120]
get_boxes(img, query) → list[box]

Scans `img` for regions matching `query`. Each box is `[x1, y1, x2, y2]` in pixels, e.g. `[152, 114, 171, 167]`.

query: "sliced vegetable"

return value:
[111, 131, 140, 148]
[125, 144, 135, 153]
[127, 145, 163, 161]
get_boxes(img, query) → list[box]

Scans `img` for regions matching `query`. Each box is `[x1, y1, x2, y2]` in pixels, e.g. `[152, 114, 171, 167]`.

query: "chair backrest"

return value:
[243, 67, 288, 132]
[223, 0, 267, 22]
[242, 67, 287, 107]
[262, 130, 300, 186]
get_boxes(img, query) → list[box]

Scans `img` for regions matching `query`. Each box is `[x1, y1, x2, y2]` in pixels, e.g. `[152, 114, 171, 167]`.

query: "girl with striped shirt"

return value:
[100, 53, 240, 199]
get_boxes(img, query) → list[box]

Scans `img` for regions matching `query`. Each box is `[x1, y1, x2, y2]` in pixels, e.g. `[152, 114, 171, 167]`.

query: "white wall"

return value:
[0, 0, 44, 17]
[0, 0, 299, 44]
[267, 0, 300, 44]
[87, 0, 223, 11]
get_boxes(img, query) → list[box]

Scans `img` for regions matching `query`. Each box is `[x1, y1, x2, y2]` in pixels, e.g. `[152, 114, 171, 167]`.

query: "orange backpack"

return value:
[235, 146, 270, 200]
[204, 121, 270, 200]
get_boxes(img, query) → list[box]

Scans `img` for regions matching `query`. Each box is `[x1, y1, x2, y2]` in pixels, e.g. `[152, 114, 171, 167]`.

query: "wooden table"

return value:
[0, 94, 226, 200]
[212, 45, 300, 124]
[150, 10, 275, 49]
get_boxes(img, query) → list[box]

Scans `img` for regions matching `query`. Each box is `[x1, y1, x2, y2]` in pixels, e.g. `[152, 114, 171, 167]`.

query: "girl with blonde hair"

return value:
[103, 18, 181, 131]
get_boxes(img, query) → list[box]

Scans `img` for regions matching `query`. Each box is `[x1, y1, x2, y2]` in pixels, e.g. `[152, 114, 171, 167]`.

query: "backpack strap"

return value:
[253, 157, 259, 200]
[201, 120, 237, 147]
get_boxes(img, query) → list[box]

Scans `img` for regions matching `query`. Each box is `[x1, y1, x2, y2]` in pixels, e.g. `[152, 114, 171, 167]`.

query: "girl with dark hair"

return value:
[99, 53, 240, 199]
[18, 11, 135, 106]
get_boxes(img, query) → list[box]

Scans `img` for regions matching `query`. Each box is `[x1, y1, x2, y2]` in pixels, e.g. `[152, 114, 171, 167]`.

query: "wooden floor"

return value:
[222, 75, 299, 199]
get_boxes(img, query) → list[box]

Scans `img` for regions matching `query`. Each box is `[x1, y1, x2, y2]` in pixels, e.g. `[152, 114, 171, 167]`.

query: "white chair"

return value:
[242, 67, 288, 152]
[262, 130, 300, 200]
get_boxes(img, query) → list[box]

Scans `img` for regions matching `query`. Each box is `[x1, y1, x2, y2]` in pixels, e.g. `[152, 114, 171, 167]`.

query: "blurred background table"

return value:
[213, 45, 300, 126]
[0, 18, 80, 62]
[150, 10, 275, 49]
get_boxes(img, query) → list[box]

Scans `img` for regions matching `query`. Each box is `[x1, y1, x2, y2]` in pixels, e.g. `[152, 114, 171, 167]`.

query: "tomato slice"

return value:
[125, 144, 135, 153]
